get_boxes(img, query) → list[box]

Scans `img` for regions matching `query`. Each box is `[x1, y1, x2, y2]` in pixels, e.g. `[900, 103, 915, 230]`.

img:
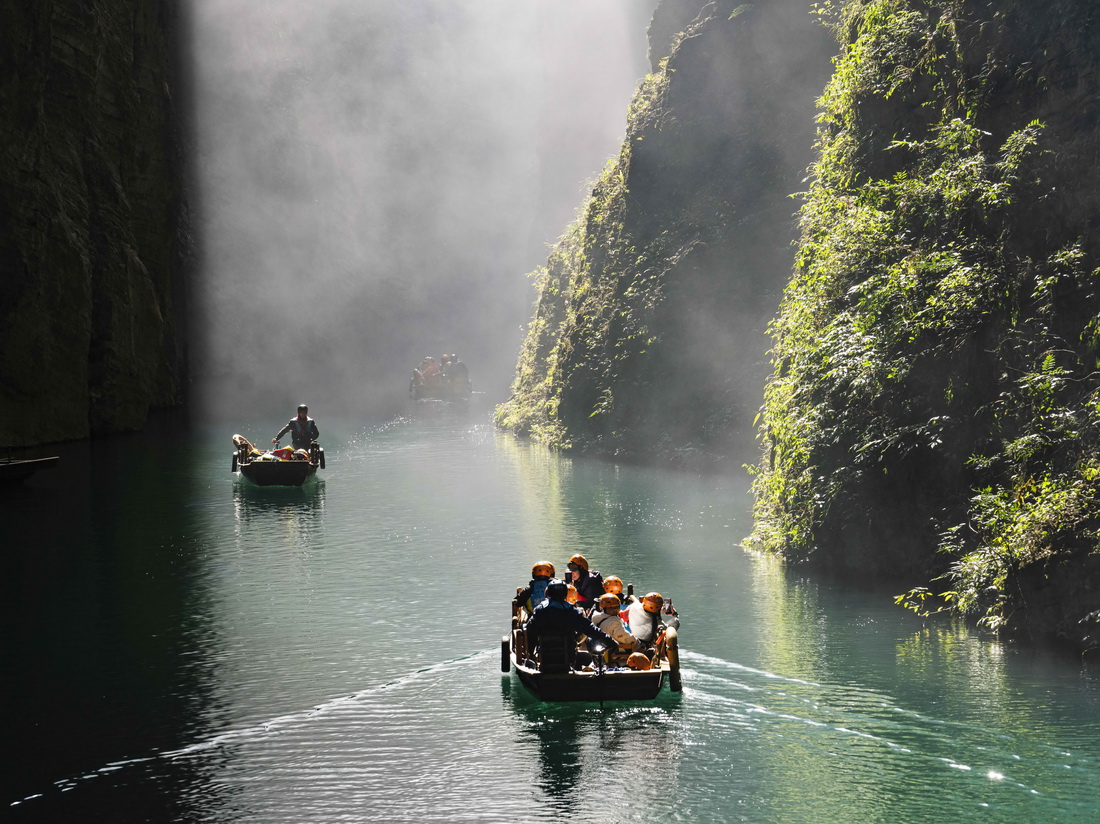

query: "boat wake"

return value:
[10, 649, 494, 809]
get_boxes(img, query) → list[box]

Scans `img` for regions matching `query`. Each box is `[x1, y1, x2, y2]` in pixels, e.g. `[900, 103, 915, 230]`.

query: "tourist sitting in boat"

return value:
[413, 356, 441, 387]
[440, 353, 471, 397]
[564, 554, 605, 610]
[625, 592, 672, 649]
[601, 575, 636, 607]
[524, 580, 616, 672]
[273, 404, 320, 450]
[514, 561, 556, 617]
[589, 594, 640, 660]
[565, 584, 581, 608]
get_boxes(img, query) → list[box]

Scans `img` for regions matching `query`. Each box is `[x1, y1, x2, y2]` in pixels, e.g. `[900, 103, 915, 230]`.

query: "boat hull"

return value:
[512, 654, 666, 701]
[505, 627, 679, 702]
[238, 459, 318, 486]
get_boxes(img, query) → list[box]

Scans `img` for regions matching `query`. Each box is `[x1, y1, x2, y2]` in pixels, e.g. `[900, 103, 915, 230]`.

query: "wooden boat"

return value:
[0, 455, 59, 484]
[231, 434, 324, 486]
[502, 620, 682, 702]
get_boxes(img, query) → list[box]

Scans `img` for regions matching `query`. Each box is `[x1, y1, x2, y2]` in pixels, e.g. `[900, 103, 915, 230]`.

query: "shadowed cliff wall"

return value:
[0, 1, 190, 446]
[496, 0, 834, 469]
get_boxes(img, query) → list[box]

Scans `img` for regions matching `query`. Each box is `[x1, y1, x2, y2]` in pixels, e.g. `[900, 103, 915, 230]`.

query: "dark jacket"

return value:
[275, 417, 320, 449]
[571, 568, 605, 607]
[525, 600, 616, 654]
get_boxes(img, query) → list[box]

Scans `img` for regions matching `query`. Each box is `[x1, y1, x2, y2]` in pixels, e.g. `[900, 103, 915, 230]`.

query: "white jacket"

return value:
[591, 611, 641, 652]
[625, 601, 664, 647]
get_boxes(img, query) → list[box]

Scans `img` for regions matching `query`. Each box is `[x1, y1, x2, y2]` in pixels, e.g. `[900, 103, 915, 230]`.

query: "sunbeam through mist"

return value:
[190, 0, 656, 423]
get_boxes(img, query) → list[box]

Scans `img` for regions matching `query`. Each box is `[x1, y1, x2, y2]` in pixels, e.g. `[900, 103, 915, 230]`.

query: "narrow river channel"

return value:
[4, 410, 1100, 822]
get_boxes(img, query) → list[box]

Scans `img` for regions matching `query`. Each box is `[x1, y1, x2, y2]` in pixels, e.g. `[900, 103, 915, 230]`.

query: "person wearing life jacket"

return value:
[524, 580, 616, 670]
[564, 554, 605, 609]
[514, 561, 556, 616]
[625, 592, 668, 649]
[589, 593, 640, 658]
[273, 404, 320, 450]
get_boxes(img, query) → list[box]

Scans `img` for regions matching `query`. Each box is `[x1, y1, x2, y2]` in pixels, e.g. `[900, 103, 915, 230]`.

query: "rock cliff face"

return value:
[502, 0, 1100, 651]
[495, 0, 834, 468]
[750, 0, 1100, 650]
[0, 2, 190, 446]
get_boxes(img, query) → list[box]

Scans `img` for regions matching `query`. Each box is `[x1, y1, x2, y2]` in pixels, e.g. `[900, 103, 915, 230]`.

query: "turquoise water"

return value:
[4, 412, 1100, 822]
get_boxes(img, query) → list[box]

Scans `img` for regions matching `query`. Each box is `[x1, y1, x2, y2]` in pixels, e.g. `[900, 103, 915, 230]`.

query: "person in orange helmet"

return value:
[564, 553, 604, 609]
[513, 560, 556, 615]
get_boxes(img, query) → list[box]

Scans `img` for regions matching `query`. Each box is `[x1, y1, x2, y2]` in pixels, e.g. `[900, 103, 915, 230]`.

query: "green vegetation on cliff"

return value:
[750, 0, 1100, 648]
[497, 0, 832, 468]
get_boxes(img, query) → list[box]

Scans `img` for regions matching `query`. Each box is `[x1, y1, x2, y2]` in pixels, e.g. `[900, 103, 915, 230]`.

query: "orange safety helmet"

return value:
[642, 592, 664, 614]
[567, 554, 589, 571]
[565, 584, 580, 604]
[602, 575, 624, 594]
[531, 561, 555, 579]
[626, 652, 652, 670]
[598, 593, 621, 613]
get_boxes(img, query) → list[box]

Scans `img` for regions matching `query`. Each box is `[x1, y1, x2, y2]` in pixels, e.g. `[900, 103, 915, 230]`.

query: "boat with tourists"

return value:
[230, 434, 324, 486]
[409, 353, 473, 405]
[0, 455, 59, 484]
[502, 594, 682, 702]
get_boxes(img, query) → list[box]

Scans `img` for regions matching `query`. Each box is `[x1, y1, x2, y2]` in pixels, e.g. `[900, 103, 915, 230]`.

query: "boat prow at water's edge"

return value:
[0, 455, 59, 484]
[230, 434, 324, 486]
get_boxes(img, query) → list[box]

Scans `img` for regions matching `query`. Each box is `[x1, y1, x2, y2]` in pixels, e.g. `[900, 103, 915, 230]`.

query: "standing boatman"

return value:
[273, 404, 320, 449]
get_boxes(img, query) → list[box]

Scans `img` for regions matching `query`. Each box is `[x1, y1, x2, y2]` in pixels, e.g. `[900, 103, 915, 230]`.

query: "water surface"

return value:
[4, 412, 1099, 822]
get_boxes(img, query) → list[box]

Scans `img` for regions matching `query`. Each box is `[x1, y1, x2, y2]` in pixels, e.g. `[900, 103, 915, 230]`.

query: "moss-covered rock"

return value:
[750, 0, 1100, 649]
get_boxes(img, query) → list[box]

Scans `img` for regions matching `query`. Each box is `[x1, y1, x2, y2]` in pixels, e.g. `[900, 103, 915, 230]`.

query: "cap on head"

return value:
[531, 561, 555, 579]
[642, 592, 664, 614]
[567, 554, 589, 571]
[565, 585, 579, 604]
[297, 404, 308, 412]
[602, 576, 623, 594]
[545, 580, 568, 601]
[598, 593, 621, 612]
[626, 652, 652, 670]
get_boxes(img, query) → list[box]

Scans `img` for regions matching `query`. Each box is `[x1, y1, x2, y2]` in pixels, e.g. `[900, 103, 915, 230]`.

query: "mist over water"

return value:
[190, 1, 656, 423]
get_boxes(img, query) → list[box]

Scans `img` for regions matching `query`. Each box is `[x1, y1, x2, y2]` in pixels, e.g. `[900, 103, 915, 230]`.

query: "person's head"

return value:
[598, 593, 621, 614]
[441, 354, 452, 365]
[545, 579, 568, 602]
[565, 585, 579, 604]
[642, 592, 664, 614]
[626, 652, 651, 670]
[567, 554, 589, 574]
[297, 404, 308, 418]
[531, 561, 555, 580]
[602, 576, 623, 595]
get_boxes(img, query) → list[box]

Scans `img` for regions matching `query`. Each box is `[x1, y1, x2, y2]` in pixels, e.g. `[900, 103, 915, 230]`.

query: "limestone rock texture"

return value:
[496, 0, 834, 468]
[0, 2, 190, 445]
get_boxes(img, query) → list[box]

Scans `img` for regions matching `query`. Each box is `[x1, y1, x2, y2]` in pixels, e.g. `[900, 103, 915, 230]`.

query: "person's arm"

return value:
[273, 422, 291, 443]
[309, 420, 319, 441]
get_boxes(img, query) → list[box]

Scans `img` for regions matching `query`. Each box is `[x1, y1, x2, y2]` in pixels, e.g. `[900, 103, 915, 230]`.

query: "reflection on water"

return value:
[5, 416, 1100, 822]
[501, 677, 685, 810]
